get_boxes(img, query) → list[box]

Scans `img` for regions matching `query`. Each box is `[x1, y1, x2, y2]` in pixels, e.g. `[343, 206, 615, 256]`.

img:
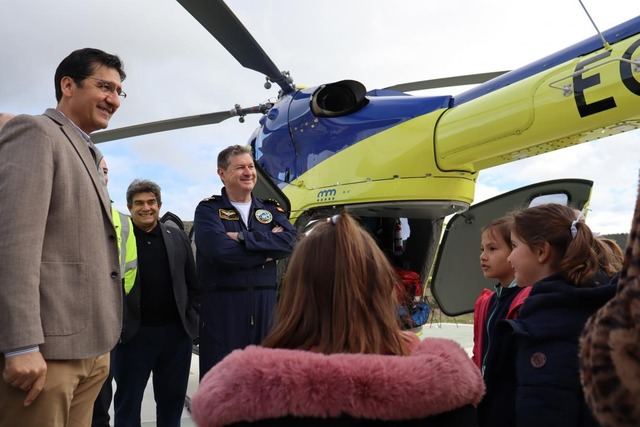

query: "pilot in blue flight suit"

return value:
[194, 145, 296, 379]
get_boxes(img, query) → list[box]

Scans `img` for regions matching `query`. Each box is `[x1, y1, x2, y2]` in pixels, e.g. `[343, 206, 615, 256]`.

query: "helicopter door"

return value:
[430, 179, 593, 316]
[252, 162, 291, 218]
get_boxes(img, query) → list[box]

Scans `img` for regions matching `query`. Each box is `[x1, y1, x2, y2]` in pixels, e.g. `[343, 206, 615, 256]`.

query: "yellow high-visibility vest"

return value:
[112, 206, 138, 295]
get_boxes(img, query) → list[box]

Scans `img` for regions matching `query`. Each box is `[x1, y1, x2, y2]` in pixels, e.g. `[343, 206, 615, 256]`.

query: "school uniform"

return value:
[486, 274, 615, 427]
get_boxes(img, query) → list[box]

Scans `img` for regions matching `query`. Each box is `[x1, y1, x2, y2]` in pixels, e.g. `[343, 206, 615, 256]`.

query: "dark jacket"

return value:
[121, 222, 199, 343]
[193, 188, 297, 376]
[193, 188, 296, 290]
[474, 285, 531, 427]
[485, 274, 615, 427]
[472, 285, 531, 369]
[191, 338, 484, 426]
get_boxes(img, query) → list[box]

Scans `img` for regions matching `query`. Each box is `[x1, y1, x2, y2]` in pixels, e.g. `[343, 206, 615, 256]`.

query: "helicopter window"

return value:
[250, 135, 263, 160]
[399, 218, 411, 240]
[311, 80, 369, 117]
[528, 193, 569, 207]
[360, 216, 423, 270]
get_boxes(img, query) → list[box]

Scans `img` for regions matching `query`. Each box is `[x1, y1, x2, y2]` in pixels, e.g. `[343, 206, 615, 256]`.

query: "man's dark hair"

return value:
[54, 48, 126, 102]
[217, 145, 253, 169]
[126, 179, 162, 207]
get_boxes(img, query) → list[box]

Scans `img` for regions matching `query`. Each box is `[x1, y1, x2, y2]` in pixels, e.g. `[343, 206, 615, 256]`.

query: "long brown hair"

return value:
[262, 212, 408, 355]
[594, 237, 624, 277]
[512, 204, 599, 287]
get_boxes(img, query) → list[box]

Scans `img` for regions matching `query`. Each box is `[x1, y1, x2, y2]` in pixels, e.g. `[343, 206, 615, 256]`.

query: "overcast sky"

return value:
[1, 0, 638, 233]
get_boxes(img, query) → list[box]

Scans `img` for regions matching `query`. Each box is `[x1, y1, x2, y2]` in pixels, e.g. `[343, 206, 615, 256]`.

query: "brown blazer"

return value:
[0, 109, 122, 360]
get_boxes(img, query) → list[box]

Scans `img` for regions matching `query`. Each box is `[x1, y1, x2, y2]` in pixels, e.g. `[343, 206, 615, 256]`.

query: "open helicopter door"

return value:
[253, 160, 292, 283]
[430, 179, 593, 316]
[253, 162, 291, 218]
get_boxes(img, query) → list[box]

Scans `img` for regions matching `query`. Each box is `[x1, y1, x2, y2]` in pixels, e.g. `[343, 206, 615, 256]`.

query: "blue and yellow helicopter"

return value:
[94, 0, 640, 314]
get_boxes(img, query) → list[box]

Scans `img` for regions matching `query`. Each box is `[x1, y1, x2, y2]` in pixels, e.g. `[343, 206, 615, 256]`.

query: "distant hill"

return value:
[601, 233, 629, 250]
[179, 220, 628, 250]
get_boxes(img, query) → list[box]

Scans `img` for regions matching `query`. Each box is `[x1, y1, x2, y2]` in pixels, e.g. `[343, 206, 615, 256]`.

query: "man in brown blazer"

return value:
[0, 48, 126, 426]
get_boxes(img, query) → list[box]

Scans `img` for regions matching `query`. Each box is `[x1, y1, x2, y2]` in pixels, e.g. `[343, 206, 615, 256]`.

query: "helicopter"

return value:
[84, 0, 640, 315]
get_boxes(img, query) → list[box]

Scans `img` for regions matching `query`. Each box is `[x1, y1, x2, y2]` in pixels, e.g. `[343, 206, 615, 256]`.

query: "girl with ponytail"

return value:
[509, 204, 603, 288]
[487, 204, 616, 427]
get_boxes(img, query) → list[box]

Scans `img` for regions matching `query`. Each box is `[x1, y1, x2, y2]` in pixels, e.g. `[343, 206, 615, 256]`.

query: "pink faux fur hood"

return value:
[192, 338, 484, 426]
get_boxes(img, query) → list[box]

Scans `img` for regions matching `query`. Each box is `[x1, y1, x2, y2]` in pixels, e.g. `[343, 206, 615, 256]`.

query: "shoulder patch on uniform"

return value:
[200, 195, 221, 203]
[219, 209, 240, 221]
[255, 209, 273, 224]
[263, 198, 285, 213]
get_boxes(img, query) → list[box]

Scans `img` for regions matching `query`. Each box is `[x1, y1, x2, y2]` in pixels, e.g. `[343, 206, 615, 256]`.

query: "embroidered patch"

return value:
[264, 198, 285, 213]
[255, 209, 273, 224]
[219, 209, 239, 221]
[201, 195, 221, 203]
[530, 352, 547, 368]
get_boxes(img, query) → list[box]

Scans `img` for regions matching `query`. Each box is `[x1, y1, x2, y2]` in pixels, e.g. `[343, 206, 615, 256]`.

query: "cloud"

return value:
[476, 134, 639, 233]
[2, 0, 638, 233]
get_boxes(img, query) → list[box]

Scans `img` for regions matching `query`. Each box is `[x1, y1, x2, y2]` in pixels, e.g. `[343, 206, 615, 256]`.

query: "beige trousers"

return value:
[0, 353, 109, 427]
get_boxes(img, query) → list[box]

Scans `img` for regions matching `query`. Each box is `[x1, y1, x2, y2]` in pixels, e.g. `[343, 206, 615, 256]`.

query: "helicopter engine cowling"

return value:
[310, 80, 369, 117]
[252, 83, 452, 187]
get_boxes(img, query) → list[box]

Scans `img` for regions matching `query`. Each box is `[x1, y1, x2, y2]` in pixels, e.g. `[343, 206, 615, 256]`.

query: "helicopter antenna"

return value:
[577, 0, 611, 50]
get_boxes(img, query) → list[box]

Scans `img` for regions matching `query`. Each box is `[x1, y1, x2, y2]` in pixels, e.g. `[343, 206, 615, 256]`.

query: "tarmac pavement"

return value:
[418, 322, 474, 356]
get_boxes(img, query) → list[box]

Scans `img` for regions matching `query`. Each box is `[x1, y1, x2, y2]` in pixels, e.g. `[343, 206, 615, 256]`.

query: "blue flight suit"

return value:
[194, 188, 296, 379]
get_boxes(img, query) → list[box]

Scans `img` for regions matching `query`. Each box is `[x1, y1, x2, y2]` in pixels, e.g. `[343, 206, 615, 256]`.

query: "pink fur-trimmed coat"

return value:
[192, 338, 484, 426]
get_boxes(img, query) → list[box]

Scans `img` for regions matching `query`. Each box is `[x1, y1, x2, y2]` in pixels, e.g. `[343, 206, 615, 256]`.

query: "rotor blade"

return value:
[177, 0, 294, 94]
[384, 71, 509, 92]
[92, 104, 271, 143]
[91, 111, 232, 143]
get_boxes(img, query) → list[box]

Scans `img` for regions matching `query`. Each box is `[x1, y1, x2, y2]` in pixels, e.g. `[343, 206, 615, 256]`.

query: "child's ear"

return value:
[536, 241, 553, 264]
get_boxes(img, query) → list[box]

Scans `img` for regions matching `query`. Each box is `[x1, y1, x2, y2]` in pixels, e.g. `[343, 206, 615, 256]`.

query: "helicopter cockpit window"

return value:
[249, 132, 261, 160]
[311, 80, 369, 117]
[528, 193, 569, 207]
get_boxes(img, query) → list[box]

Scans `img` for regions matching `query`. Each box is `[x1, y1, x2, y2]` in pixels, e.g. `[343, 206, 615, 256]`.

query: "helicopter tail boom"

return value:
[435, 28, 640, 172]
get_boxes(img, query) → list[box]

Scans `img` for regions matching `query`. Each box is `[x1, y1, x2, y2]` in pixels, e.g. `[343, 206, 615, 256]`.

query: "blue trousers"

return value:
[113, 323, 191, 427]
[199, 288, 276, 379]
